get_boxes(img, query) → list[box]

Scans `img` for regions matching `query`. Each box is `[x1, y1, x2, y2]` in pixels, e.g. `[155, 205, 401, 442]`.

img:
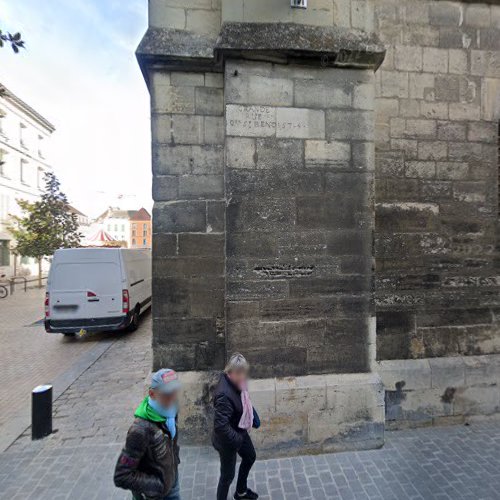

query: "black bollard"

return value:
[32, 384, 53, 440]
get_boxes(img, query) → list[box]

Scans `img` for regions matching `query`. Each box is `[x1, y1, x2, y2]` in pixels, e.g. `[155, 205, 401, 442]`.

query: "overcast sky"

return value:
[1, 0, 151, 218]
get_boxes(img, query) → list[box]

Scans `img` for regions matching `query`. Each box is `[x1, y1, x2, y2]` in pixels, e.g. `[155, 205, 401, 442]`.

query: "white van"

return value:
[45, 248, 151, 335]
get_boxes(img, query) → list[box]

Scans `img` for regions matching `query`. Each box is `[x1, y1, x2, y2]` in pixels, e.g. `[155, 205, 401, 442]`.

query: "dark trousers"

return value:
[216, 433, 256, 500]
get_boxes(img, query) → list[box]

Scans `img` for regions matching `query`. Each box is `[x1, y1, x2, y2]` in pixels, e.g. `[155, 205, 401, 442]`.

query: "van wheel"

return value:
[127, 308, 140, 332]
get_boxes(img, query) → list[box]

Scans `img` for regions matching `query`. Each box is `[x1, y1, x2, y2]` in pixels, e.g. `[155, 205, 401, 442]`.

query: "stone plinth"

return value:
[178, 371, 385, 456]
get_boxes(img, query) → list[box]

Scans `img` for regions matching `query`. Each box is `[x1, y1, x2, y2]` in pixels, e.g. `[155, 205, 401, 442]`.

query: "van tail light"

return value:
[122, 289, 130, 314]
[87, 291, 97, 298]
[45, 293, 50, 318]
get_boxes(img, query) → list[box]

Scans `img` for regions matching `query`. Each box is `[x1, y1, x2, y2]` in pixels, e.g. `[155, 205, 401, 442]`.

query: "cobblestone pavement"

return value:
[1, 299, 500, 499]
[0, 287, 125, 451]
[2, 420, 500, 499]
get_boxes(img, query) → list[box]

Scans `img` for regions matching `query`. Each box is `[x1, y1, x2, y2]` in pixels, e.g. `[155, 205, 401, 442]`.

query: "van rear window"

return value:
[52, 263, 121, 294]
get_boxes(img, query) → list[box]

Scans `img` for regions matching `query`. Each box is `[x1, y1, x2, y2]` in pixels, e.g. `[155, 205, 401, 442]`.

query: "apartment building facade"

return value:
[0, 84, 55, 276]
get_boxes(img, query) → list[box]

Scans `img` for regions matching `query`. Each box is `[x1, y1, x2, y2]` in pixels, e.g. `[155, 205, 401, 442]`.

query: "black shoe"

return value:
[234, 489, 258, 500]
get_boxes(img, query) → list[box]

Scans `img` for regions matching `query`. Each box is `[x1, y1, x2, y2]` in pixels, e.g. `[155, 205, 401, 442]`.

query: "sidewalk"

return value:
[2, 419, 500, 499]
[0, 288, 122, 451]
[1, 304, 500, 499]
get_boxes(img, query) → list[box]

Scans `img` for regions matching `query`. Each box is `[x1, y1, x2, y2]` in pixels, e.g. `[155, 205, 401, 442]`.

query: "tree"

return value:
[0, 29, 25, 52]
[9, 172, 82, 286]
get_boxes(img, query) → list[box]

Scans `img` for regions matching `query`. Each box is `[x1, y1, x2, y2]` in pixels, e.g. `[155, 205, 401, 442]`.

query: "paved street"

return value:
[0, 287, 130, 451]
[1, 291, 500, 499]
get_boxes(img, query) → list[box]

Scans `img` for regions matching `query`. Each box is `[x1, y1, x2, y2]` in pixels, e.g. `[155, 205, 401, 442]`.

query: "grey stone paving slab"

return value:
[2, 422, 500, 499]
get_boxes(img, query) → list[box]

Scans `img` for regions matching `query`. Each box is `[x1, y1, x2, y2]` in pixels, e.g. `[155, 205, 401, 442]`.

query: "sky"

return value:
[0, 0, 151, 218]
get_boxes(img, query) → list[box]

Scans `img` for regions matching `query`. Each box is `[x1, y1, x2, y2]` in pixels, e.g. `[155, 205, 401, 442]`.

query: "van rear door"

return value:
[50, 261, 123, 320]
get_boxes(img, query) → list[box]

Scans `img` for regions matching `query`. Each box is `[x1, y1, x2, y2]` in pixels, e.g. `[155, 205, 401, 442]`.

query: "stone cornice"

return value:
[215, 22, 385, 70]
[136, 28, 218, 83]
[137, 22, 386, 84]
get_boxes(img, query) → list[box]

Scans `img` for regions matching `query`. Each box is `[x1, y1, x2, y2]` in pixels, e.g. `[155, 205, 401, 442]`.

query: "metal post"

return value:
[32, 384, 53, 440]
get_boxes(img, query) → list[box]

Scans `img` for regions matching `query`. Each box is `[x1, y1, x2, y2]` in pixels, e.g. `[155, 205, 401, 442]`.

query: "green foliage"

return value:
[0, 29, 25, 53]
[9, 172, 82, 261]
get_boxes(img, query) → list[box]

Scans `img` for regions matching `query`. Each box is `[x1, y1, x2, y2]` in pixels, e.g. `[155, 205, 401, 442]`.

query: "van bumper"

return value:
[45, 314, 131, 334]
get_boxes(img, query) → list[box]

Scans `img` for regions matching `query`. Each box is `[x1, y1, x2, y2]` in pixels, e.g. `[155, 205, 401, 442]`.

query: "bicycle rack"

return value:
[10, 276, 28, 294]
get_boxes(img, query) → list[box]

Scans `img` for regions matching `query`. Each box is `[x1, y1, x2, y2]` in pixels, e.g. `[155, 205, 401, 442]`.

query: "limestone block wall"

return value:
[179, 371, 385, 455]
[373, 0, 500, 361]
[150, 70, 226, 371]
[148, 0, 222, 37]
[147, 0, 375, 33]
[221, 0, 374, 31]
[224, 60, 376, 377]
[376, 353, 500, 427]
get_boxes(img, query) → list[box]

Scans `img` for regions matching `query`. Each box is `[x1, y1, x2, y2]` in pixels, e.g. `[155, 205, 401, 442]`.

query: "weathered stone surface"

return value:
[137, 28, 216, 75]
[153, 201, 207, 233]
[295, 81, 351, 109]
[429, 2, 462, 27]
[153, 144, 224, 175]
[379, 355, 500, 429]
[226, 137, 255, 169]
[376, 359, 432, 391]
[215, 22, 386, 70]
[226, 71, 294, 107]
[223, 59, 375, 377]
[172, 371, 385, 453]
[142, 0, 500, 455]
[276, 108, 325, 139]
[326, 110, 374, 140]
[305, 140, 351, 168]
[195, 87, 223, 115]
[226, 105, 276, 137]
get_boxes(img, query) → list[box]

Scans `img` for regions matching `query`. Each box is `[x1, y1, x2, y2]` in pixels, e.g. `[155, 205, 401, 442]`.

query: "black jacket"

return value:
[114, 417, 179, 499]
[212, 373, 260, 451]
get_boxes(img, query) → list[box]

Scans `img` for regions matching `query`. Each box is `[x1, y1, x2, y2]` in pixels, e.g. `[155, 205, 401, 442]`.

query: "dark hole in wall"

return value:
[253, 265, 315, 279]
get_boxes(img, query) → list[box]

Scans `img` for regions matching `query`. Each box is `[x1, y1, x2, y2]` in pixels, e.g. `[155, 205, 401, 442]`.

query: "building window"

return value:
[143, 239, 147, 246]
[0, 109, 5, 136]
[0, 194, 9, 221]
[132, 238, 136, 246]
[0, 240, 10, 267]
[20, 123, 27, 149]
[107, 224, 111, 231]
[121, 224, 125, 232]
[38, 135, 45, 158]
[20, 160, 28, 184]
[0, 149, 6, 177]
[37, 167, 43, 188]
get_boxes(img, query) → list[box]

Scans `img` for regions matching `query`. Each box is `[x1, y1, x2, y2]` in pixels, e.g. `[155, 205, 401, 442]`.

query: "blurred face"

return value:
[227, 368, 249, 389]
[149, 388, 178, 409]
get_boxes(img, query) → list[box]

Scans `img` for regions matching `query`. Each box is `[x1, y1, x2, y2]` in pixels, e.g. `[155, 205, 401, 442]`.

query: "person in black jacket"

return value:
[114, 368, 182, 500]
[212, 353, 260, 500]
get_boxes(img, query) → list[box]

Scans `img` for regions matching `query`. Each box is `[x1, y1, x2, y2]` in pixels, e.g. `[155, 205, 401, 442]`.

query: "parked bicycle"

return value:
[0, 274, 8, 299]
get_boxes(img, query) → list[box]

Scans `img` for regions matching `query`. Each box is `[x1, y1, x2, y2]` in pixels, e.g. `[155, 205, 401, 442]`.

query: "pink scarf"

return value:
[238, 383, 254, 430]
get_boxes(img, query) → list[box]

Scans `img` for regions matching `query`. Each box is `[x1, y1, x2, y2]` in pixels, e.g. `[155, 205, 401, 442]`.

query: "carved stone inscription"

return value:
[226, 105, 325, 139]
[226, 105, 276, 137]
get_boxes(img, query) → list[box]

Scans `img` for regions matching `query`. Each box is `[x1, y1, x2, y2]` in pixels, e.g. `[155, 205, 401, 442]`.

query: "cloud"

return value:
[0, 0, 151, 218]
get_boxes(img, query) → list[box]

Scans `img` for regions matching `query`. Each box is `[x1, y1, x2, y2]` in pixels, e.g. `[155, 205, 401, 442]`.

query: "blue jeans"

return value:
[131, 475, 180, 500]
[164, 474, 180, 500]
